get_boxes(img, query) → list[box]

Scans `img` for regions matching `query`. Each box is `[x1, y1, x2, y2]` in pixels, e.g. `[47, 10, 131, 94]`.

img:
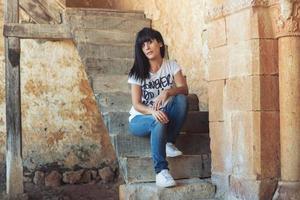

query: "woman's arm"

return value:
[131, 84, 169, 124]
[153, 70, 188, 110]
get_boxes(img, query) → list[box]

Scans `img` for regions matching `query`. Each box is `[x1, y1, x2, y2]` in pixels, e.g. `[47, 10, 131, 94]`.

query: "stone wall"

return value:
[207, 0, 281, 199]
[0, 1, 117, 180]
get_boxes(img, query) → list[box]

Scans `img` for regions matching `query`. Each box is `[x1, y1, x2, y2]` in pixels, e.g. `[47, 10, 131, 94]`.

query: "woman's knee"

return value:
[174, 94, 188, 111]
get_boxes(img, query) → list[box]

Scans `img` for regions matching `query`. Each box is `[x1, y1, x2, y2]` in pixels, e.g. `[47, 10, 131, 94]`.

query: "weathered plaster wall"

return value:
[20, 40, 116, 171]
[110, 0, 209, 110]
[0, 2, 116, 172]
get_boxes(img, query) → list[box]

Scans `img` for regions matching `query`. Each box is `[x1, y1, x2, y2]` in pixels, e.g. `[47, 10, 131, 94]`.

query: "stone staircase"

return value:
[64, 7, 215, 200]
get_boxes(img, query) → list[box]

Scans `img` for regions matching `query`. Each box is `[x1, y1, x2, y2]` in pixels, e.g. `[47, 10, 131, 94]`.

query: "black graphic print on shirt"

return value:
[141, 74, 171, 106]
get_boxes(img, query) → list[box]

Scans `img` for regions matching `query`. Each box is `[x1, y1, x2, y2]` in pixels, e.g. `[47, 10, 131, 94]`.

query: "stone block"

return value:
[224, 75, 279, 111]
[259, 111, 280, 179]
[45, 170, 62, 187]
[230, 111, 257, 177]
[96, 92, 132, 113]
[229, 176, 278, 200]
[273, 181, 300, 200]
[72, 15, 149, 32]
[253, 75, 279, 111]
[187, 94, 200, 111]
[92, 75, 130, 94]
[230, 111, 280, 178]
[85, 57, 133, 76]
[211, 172, 230, 199]
[104, 111, 208, 135]
[226, 40, 253, 78]
[226, 9, 252, 44]
[256, 39, 278, 75]
[33, 171, 45, 186]
[251, 7, 276, 39]
[65, 7, 146, 20]
[98, 167, 114, 183]
[111, 133, 210, 157]
[209, 122, 232, 173]
[208, 80, 225, 122]
[77, 43, 134, 60]
[181, 111, 209, 133]
[208, 45, 228, 81]
[119, 178, 216, 200]
[80, 170, 92, 183]
[103, 111, 129, 134]
[63, 169, 84, 184]
[96, 93, 199, 113]
[119, 155, 211, 183]
[74, 29, 136, 45]
[208, 17, 227, 48]
[226, 39, 278, 78]
[224, 76, 253, 111]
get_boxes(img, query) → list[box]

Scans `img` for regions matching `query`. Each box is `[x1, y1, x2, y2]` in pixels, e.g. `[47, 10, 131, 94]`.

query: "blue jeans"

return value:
[129, 94, 188, 174]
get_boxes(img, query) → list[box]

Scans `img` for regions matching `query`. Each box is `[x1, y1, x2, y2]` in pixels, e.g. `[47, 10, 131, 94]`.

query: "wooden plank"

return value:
[4, 0, 24, 197]
[19, 0, 58, 24]
[36, 0, 64, 23]
[3, 23, 72, 39]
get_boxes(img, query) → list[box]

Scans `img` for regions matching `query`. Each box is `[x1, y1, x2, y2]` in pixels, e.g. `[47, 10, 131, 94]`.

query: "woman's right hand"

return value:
[151, 110, 169, 124]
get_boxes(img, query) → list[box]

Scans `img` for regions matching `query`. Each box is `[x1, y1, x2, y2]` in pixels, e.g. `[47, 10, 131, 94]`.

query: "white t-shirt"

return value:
[128, 59, 181, 121]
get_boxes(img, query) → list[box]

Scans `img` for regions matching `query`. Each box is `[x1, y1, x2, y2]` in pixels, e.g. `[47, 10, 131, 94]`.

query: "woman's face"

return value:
[142, 39, 163, 60]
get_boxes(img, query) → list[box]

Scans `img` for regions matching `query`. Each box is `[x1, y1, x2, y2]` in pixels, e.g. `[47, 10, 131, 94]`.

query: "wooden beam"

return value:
[4, 23, 72, 39]
[19, 0, 59, 24]
[4, 0, 24, 198]
[37, 0, 65, 23]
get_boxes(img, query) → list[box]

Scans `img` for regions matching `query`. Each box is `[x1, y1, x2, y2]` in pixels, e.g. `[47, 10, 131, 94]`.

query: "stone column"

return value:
[274, 1, 300, 198]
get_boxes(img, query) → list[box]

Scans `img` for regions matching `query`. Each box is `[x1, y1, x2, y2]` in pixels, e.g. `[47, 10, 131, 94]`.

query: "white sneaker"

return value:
[156, 169, 176, 188]
[166, 142, 183, 157]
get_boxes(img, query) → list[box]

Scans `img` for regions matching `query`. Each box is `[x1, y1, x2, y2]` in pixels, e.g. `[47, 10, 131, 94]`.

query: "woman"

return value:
[128, 27, 188, 188]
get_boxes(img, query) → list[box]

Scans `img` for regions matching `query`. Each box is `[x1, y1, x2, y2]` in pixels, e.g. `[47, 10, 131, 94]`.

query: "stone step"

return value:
[65, 12, 150, 32]
[182, 111, 209, 133]
[103, 111, 129, 134]
[86, 57, 133, 76]
[74, 29, 137, 45]
[103, 111, 209, 135]
[92, 75, 130, 94]
[119, 155, 211, 183]
[96, 92, 199, 113]
[110, 133, 210, 157]
[119, 178, 216, 200]
[65, 7, 146, 19]
[77, 43, 134, 60]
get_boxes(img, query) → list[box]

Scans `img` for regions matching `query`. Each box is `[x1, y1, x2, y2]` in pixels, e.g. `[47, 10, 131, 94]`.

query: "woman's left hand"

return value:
[153, 90, 169, 110]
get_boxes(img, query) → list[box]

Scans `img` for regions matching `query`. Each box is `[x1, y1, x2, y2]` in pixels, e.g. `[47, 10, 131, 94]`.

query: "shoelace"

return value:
[168, 144, 178, 151]
[161, 171, 173, 181]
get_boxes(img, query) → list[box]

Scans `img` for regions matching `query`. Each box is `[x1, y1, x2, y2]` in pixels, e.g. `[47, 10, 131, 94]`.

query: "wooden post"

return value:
[4, 0, 24, 197]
